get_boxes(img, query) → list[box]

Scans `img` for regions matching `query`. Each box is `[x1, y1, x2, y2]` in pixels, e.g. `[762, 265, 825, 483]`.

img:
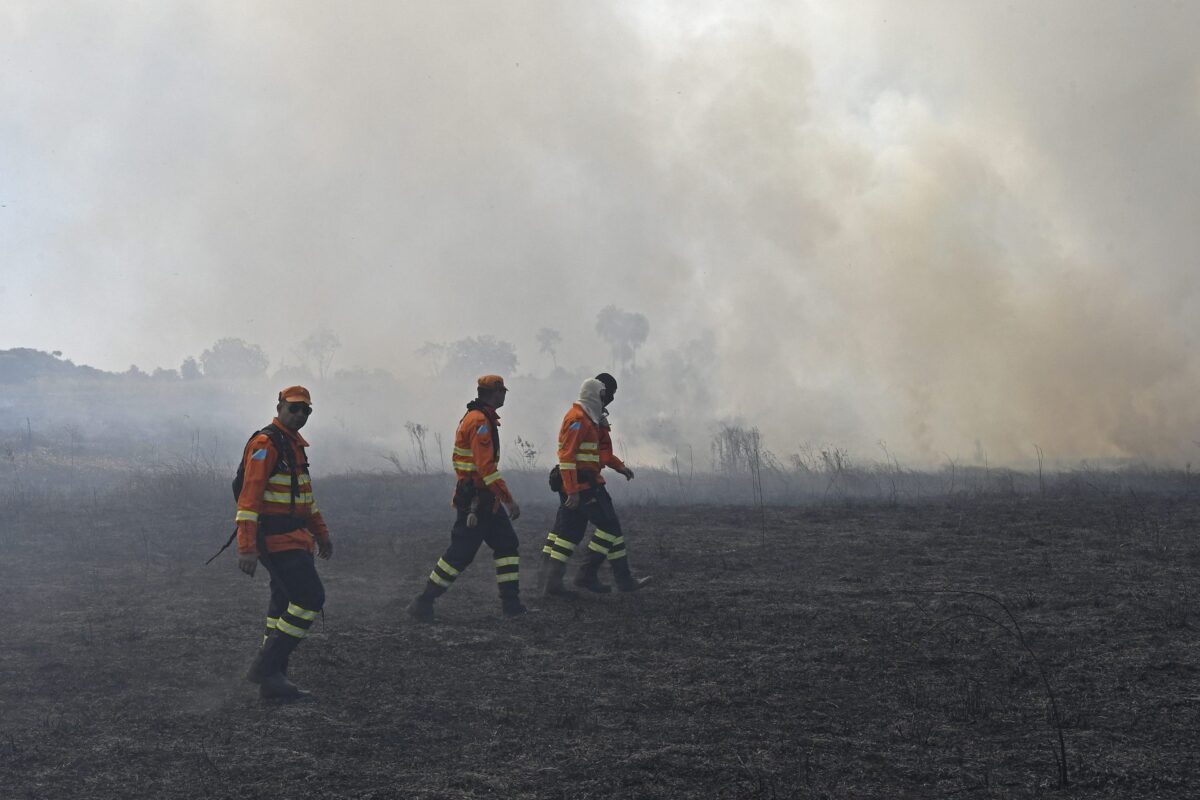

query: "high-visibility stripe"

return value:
[265, 617, 279, 628]
[236, 509, 259, 522]
[579, 443, 599, 451]
[549, 550, 570, 563]
[495, 556, 519, 567]
[577, 454, 601, 463]
[588, 541, 609, 554]
[275, 619, 307, 638]
[437, 558, 460, 576]
[483, 471, 503, 486]
[607, 550, 627, 560]
[263, 490, 315, 504]
[542, 545, 554, 555]
[552, 537, 576, 551]
[429, 571, 452, 588]
[593, 529, 620, 543]
[453, 447, 473, 457]
[453, 461, 477, 471]
[286, 603, 318, 621]
[496, 572, 520, 583]
[606, 536, 625, 547]
[559, 463, 577, 471]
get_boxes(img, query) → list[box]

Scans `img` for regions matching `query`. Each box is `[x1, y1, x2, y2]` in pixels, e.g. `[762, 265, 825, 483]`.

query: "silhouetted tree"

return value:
[444, 336, 518, 381]
[595, 306, 649, 371]
[199, 338, 269, 380]
[416, 341, 447, 378]
[180, 357, 202, 380]
[297, 328, 341, 380]
[536, 328, 561, 370]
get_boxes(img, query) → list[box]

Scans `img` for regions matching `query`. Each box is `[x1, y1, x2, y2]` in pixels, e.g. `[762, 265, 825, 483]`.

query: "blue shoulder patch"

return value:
[251, 448, 268, 461]
[568, 421, 582, 430]
[477, 425, 490, 435]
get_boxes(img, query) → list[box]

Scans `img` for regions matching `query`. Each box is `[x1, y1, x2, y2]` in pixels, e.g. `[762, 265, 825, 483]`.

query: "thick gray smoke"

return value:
[3, 1, 1198, 465]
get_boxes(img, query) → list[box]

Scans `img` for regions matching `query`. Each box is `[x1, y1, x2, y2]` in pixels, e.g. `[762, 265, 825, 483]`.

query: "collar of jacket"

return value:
[465, 400, 501, 425]
[270, 419, 310, 448]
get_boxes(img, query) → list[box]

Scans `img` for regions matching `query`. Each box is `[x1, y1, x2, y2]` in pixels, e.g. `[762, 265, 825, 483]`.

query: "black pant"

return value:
[544, 484, 627, 563]
[261, 549, 325, 641]
[426, 505, 521, 596]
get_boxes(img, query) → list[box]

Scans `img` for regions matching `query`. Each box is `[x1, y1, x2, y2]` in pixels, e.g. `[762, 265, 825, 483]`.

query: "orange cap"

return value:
[278, 385, 312, 404]
[477, 375, 507, 391]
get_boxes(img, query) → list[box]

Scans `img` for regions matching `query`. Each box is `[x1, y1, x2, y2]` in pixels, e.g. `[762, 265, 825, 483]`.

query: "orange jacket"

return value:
[451, 403, 514, 505]
[557, 403, 625, 494]
[234, 421, 331, 555]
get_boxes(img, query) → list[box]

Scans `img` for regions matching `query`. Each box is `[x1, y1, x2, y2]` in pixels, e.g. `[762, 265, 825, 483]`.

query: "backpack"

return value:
[207, 425, 299, 564]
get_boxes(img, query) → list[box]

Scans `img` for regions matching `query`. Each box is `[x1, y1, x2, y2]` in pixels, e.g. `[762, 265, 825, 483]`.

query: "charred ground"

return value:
[2, 475, 1199, 799]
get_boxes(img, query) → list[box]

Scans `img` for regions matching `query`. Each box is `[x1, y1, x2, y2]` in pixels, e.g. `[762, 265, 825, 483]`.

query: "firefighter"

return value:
[408, 375, 526, 623]
[237, 386, 333, 701]
[541, 373, 651, 595]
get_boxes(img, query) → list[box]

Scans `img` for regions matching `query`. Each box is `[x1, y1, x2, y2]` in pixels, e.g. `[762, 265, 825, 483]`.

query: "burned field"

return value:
[2, 477, 1199, 799]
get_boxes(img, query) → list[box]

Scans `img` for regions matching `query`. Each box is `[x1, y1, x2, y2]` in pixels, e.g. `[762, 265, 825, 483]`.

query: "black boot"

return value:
[535, 552, 552, 593]
[543, 559, 576, 597]
[610, 556, 652, 592]
[499, 582, 528, 618]
[573, 551, 612, 594]
[247, 631, 308, 700]
[407, 581, 442, 624]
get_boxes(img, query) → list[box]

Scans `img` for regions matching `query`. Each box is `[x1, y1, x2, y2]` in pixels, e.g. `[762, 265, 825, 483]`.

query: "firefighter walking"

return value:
[236, 386, 333, 701]
[408, 375, 527, 622]
[541, 373, 651, 595]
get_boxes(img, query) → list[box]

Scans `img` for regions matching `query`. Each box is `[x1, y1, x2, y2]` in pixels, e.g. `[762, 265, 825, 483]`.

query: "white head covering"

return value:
[577, 378, 605, 424]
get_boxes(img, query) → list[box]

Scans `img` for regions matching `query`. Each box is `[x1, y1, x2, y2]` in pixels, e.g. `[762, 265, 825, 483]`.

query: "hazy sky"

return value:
[3, 1, 1199, 462]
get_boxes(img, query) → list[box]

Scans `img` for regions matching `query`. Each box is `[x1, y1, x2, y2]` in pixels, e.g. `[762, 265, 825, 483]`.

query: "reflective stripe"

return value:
[495, 556, 520, 567]
[453, 447, 473, 457]
[549, 550, 571, 563]
[579, 443, 599, 451]
[265, 617, 279, 628]
[542, 545, 554, 555]
[429, 571, 452, 588]
[496, 572, 520, 583]
[607, 537, 625, 547]
[453, 461, 477, 471]
[593, 529, 620, 543]
[607, 551, 627, 560]
[577, 454, 601, 463]
[263, 490, 314, 503]
[559, 463, 577, 470]
[287, 603, 318, 621]
[236, 509, 259, 522]
[275, 619, 307, 638]
[437, 558, 460, 577]
[588, 541, 609, 554]
[483, 471, 504, 486]
[553, 537, 576, 551]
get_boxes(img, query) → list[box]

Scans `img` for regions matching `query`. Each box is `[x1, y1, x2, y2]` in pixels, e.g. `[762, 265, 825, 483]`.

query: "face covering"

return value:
[577, 378, 605, 424]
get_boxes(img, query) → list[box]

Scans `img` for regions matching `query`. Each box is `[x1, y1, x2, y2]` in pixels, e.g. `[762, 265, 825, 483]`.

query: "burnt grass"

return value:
[3, 480, 1200, 799]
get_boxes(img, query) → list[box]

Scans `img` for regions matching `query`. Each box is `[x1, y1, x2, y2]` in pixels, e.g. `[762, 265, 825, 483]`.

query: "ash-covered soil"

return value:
[3, 482, 1200, 799]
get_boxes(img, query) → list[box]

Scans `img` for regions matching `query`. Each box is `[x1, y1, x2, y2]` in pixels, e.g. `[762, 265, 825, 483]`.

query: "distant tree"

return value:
[199, 338, 269, 380]
[536, 328, 562, 370]
[180, 357, 202, 380]
[443, 336, 518, 381]
[595, 306, 649, 371]
[416, 341, 447, 378]
[123, 365, 148, 379]
[296, 328, 341, 380]
[151, 367, 180, 381]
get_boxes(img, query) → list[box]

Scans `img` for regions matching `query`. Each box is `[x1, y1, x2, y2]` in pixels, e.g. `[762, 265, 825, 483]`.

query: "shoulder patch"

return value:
[251, 448, 269, 461]
[568, 421, 582, 430]
[477, 425, 490, 435]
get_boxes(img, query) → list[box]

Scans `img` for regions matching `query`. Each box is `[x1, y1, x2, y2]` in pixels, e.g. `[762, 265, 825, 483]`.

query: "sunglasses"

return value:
[288, 403, 313, 415]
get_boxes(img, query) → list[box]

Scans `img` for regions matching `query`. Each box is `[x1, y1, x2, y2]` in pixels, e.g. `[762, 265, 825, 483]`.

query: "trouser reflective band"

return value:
[543, 533, 576, 562]
[605, 535, 627, 560]
[541, 532, 557, 556]
[263, 616, 279, 644]
[495, 556, 520, 583]
[588, 528, 619, 555]
[276, 602, 318, 639]
[429, 557, 460, 588]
